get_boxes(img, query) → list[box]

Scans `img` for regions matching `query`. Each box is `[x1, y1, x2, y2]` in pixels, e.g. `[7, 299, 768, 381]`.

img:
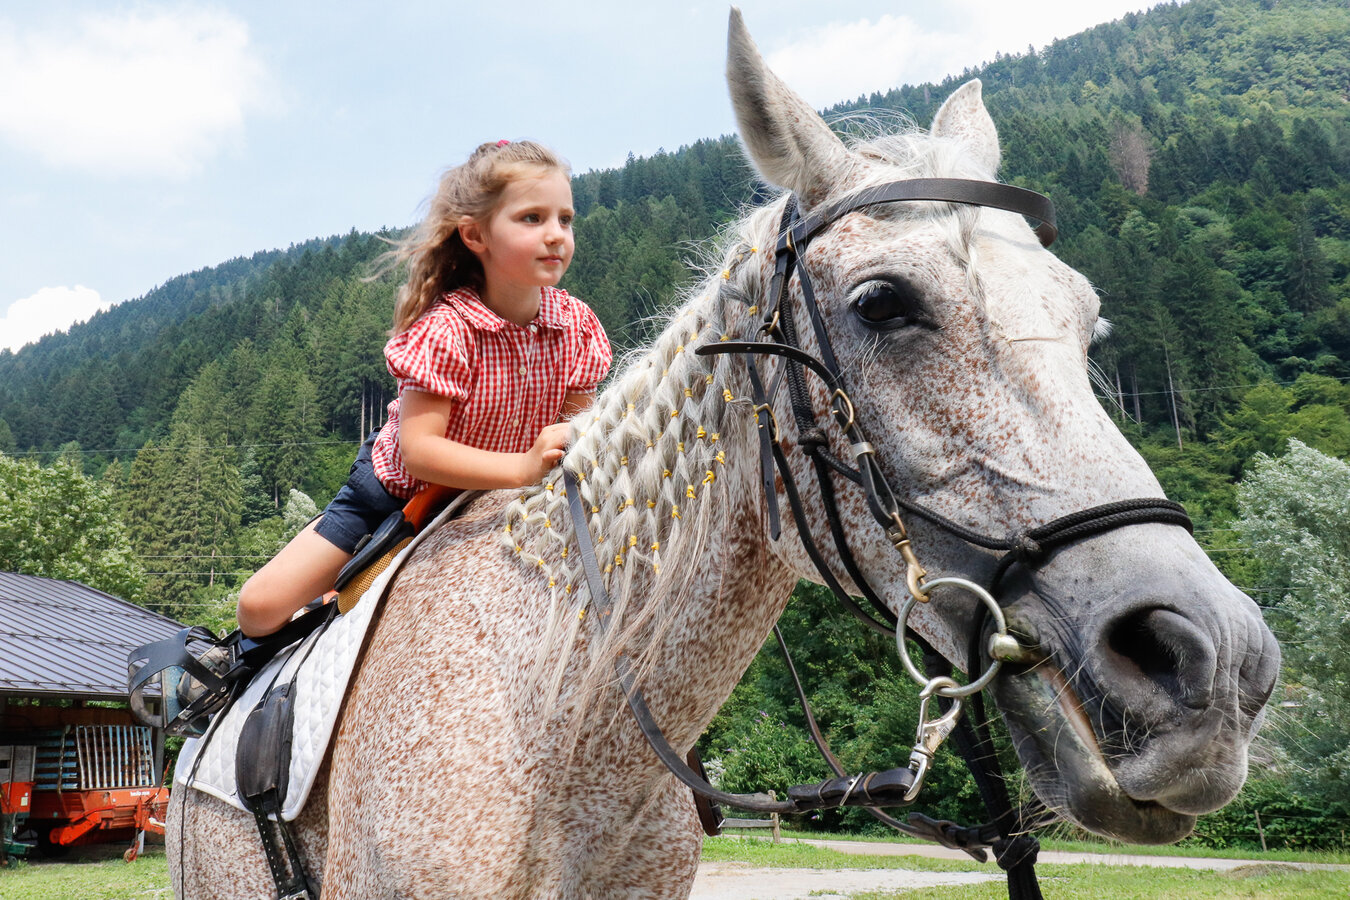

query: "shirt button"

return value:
[513, 419, 521, 427]
[528, 324, 538, 334]
[518, 365, 527, 375]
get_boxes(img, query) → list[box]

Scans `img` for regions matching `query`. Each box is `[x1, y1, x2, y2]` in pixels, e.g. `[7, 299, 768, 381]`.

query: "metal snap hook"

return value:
[896, 577, 1008, 698]
[905, 675, 964, 802]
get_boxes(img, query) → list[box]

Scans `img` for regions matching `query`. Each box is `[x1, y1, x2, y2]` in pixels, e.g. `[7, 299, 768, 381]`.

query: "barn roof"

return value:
[0, 572, 185, 701]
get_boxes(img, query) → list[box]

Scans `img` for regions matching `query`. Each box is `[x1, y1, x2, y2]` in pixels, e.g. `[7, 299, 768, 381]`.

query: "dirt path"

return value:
[689, 861, 998, 899]
[688, 837, 1350, 898]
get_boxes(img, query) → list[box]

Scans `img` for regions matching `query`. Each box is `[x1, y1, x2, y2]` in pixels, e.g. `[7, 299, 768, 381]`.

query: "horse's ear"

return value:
[930, 80, 1001, 178]
[726, 8, 849, 206]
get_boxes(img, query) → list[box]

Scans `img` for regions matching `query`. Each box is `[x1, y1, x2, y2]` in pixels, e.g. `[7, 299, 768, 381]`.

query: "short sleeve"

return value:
[566, 301, 613, 394]
[384, 305, 473, 401]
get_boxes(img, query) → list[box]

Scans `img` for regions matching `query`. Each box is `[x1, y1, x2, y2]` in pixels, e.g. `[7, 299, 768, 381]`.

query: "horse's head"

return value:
[724, 10, 1279, 843]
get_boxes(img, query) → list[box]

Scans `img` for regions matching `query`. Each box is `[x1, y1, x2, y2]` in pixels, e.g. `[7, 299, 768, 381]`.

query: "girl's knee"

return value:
[235, 575, 274, 636]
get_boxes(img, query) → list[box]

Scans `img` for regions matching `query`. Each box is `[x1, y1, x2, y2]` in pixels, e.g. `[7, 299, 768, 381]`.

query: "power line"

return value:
[143, 572, 258, 577]
[7, 368, 1350, 461]
[8, 438, 363, 458]
[1094, 371, 1350, 399]
[135, 554, 272, 559]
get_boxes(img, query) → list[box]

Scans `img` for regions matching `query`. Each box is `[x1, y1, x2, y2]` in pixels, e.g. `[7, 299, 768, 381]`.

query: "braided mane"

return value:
[498, 202, 779, 713]
[503, 126, 971, 717]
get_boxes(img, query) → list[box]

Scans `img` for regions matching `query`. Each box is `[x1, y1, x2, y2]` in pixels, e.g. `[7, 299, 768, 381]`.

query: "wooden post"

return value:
[769, 791, 781, 843]
[1163, 342, 1183, 450]
[1255, 810, 1267, 852]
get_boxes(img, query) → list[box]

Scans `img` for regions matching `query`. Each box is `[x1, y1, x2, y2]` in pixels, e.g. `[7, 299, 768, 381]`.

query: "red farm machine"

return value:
[4, 709, 169, 862]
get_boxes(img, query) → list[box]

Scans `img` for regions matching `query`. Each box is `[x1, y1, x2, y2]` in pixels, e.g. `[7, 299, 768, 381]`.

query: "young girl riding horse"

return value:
[237, 140, 612, 637]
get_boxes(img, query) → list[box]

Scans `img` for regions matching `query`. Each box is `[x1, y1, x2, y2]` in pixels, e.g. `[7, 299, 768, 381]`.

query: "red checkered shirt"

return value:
[371, 286, 612, 498]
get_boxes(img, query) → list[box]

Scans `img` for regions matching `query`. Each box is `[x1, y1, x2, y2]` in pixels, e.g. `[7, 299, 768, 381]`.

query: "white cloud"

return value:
[0, 8, 274, 178]
[764, 2, 1154, 109]
[767, 14, 956, 108]
[1, 287, 113, 352]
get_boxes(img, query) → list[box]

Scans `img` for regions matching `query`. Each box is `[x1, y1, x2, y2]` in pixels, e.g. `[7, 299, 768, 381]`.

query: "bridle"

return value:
[564, 176, 1192, 900]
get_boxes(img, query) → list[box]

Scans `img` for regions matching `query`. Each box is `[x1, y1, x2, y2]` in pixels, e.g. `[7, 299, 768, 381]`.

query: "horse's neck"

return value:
[501, 265, 797, 754]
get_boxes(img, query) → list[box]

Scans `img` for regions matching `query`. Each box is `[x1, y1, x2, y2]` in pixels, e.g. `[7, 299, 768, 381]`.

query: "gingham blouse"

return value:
[370, 286, 612, 498]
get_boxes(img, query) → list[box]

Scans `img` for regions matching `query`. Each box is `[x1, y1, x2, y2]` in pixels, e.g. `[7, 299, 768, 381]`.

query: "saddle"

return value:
[334, 485, 460, 613]
[171, 487, 474, 900]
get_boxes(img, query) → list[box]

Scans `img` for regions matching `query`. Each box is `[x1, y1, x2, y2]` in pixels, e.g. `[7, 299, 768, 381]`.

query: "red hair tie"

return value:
[496, 139, 510, 147]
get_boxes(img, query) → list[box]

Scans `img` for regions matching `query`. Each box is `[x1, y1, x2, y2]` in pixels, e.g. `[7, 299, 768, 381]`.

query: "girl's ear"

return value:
[458, 216, 487, 256]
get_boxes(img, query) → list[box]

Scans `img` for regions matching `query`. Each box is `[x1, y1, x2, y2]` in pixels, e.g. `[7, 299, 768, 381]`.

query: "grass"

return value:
[0, 846, 170, 900]
[720, 825, 1350, 866]
[1038, 836, 1350, 866]
[4, 835, 1346, 899]
[703, 836, 1350, 899]
[855, 864, 1350, 899]
[702, 836, 982, 873]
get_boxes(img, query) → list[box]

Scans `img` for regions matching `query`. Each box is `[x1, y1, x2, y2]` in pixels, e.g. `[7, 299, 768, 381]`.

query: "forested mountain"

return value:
[3, 0, 1349, 845]
[5, 0, 1348, 470]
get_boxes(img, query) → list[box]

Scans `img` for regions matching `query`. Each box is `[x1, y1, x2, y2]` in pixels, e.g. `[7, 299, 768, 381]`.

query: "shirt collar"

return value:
[443, 286, 568, 332]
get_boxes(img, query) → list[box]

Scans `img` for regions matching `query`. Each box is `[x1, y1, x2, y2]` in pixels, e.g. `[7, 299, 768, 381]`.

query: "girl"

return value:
[237, 140, 612, 637]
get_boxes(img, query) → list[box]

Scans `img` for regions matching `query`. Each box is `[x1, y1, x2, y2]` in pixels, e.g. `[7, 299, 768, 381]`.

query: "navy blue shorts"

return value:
[313, 432, 406, 554]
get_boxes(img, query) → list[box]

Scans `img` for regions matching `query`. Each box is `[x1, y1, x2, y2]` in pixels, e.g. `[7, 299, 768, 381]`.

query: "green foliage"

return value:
[0, 453, 146, 601]
[701, 583, 990, 832]
[119, 423, 242, 620]
[1236, 440, 1350, 816]
[1, 0, 1349, 849]
[1186, 775, 1346, 852]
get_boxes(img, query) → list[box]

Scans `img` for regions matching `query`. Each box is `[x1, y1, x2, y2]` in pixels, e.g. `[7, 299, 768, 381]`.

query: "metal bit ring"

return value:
[897, 576, 1007, 697]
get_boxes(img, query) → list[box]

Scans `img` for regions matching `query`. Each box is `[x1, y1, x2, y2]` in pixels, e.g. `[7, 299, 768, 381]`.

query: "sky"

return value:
[0, 1, 1164, 353]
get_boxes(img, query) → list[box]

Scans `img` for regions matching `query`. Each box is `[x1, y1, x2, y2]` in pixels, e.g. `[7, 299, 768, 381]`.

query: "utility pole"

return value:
[1163, 341, 1183, 450]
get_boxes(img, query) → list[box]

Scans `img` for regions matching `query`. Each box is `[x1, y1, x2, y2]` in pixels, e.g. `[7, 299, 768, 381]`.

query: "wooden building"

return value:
[0, 572, 184, 858]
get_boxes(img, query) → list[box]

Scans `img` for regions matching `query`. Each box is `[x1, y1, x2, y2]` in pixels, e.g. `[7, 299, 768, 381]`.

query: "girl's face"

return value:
[462, 169, 575, 298]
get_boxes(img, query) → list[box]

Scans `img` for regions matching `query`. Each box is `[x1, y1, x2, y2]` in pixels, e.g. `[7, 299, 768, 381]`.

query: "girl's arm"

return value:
[560, 391, 594, 421]
[398, 390, 568, 490]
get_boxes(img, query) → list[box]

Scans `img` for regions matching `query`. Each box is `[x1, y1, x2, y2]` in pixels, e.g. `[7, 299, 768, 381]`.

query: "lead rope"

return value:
[921, 638, 1046, 899]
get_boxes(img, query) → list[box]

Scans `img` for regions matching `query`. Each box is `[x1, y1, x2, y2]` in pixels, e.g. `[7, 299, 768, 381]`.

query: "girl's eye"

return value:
[851, 279, 926, 330]
[560, 215, 573, 227]
[522, 213, 541, 223]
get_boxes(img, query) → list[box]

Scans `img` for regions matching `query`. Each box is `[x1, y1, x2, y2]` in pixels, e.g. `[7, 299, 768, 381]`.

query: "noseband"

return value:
[565, 177, 1192, 900]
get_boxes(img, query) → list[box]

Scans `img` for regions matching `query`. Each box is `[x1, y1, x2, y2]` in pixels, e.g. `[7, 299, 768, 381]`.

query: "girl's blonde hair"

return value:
[387, 140, 570, 334]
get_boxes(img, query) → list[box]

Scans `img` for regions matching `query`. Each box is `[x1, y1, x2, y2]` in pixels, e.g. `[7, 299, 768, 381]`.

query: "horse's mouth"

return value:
[993, 655, 1198, 844]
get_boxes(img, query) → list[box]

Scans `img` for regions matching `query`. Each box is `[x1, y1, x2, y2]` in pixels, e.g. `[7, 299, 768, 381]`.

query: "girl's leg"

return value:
[236, 517, 351, 637]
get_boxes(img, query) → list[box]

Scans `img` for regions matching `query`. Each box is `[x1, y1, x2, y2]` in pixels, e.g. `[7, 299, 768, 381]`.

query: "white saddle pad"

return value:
[176, 494, 472, 821]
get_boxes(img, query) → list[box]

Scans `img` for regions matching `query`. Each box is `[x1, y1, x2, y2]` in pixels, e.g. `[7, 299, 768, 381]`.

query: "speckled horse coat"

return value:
[170, 11, 1279, 899]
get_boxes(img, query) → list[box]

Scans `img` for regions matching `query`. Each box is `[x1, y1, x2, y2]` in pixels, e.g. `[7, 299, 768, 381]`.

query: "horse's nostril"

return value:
[1105, 608, 1216, 710]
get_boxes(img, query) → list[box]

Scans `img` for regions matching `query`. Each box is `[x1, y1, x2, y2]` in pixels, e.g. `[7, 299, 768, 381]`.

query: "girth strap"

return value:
[236, 679, 317, 900]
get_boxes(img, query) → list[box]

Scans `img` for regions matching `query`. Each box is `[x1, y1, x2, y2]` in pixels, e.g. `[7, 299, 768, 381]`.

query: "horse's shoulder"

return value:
[404, 490, 516, 568]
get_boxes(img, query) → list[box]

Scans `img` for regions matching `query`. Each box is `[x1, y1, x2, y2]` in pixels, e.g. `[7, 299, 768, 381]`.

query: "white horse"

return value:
[170, 10, 1278, 898]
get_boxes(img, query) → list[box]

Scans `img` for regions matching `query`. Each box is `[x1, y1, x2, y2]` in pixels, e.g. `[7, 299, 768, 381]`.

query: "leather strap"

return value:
[794, 178, 1058, 248]
[744, 356, 782, 542]
[563, 468, 920, 814]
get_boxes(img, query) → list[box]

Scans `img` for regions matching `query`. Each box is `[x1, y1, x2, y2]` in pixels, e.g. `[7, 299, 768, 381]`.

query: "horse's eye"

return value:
[851, 280, 924, 330]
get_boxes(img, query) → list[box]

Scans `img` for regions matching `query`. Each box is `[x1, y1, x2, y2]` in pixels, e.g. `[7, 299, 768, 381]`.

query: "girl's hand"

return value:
[519, 422, 570, 484]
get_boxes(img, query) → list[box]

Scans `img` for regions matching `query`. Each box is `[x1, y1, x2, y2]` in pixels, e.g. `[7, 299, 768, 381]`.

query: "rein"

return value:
[565, 177, 1193, 900]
